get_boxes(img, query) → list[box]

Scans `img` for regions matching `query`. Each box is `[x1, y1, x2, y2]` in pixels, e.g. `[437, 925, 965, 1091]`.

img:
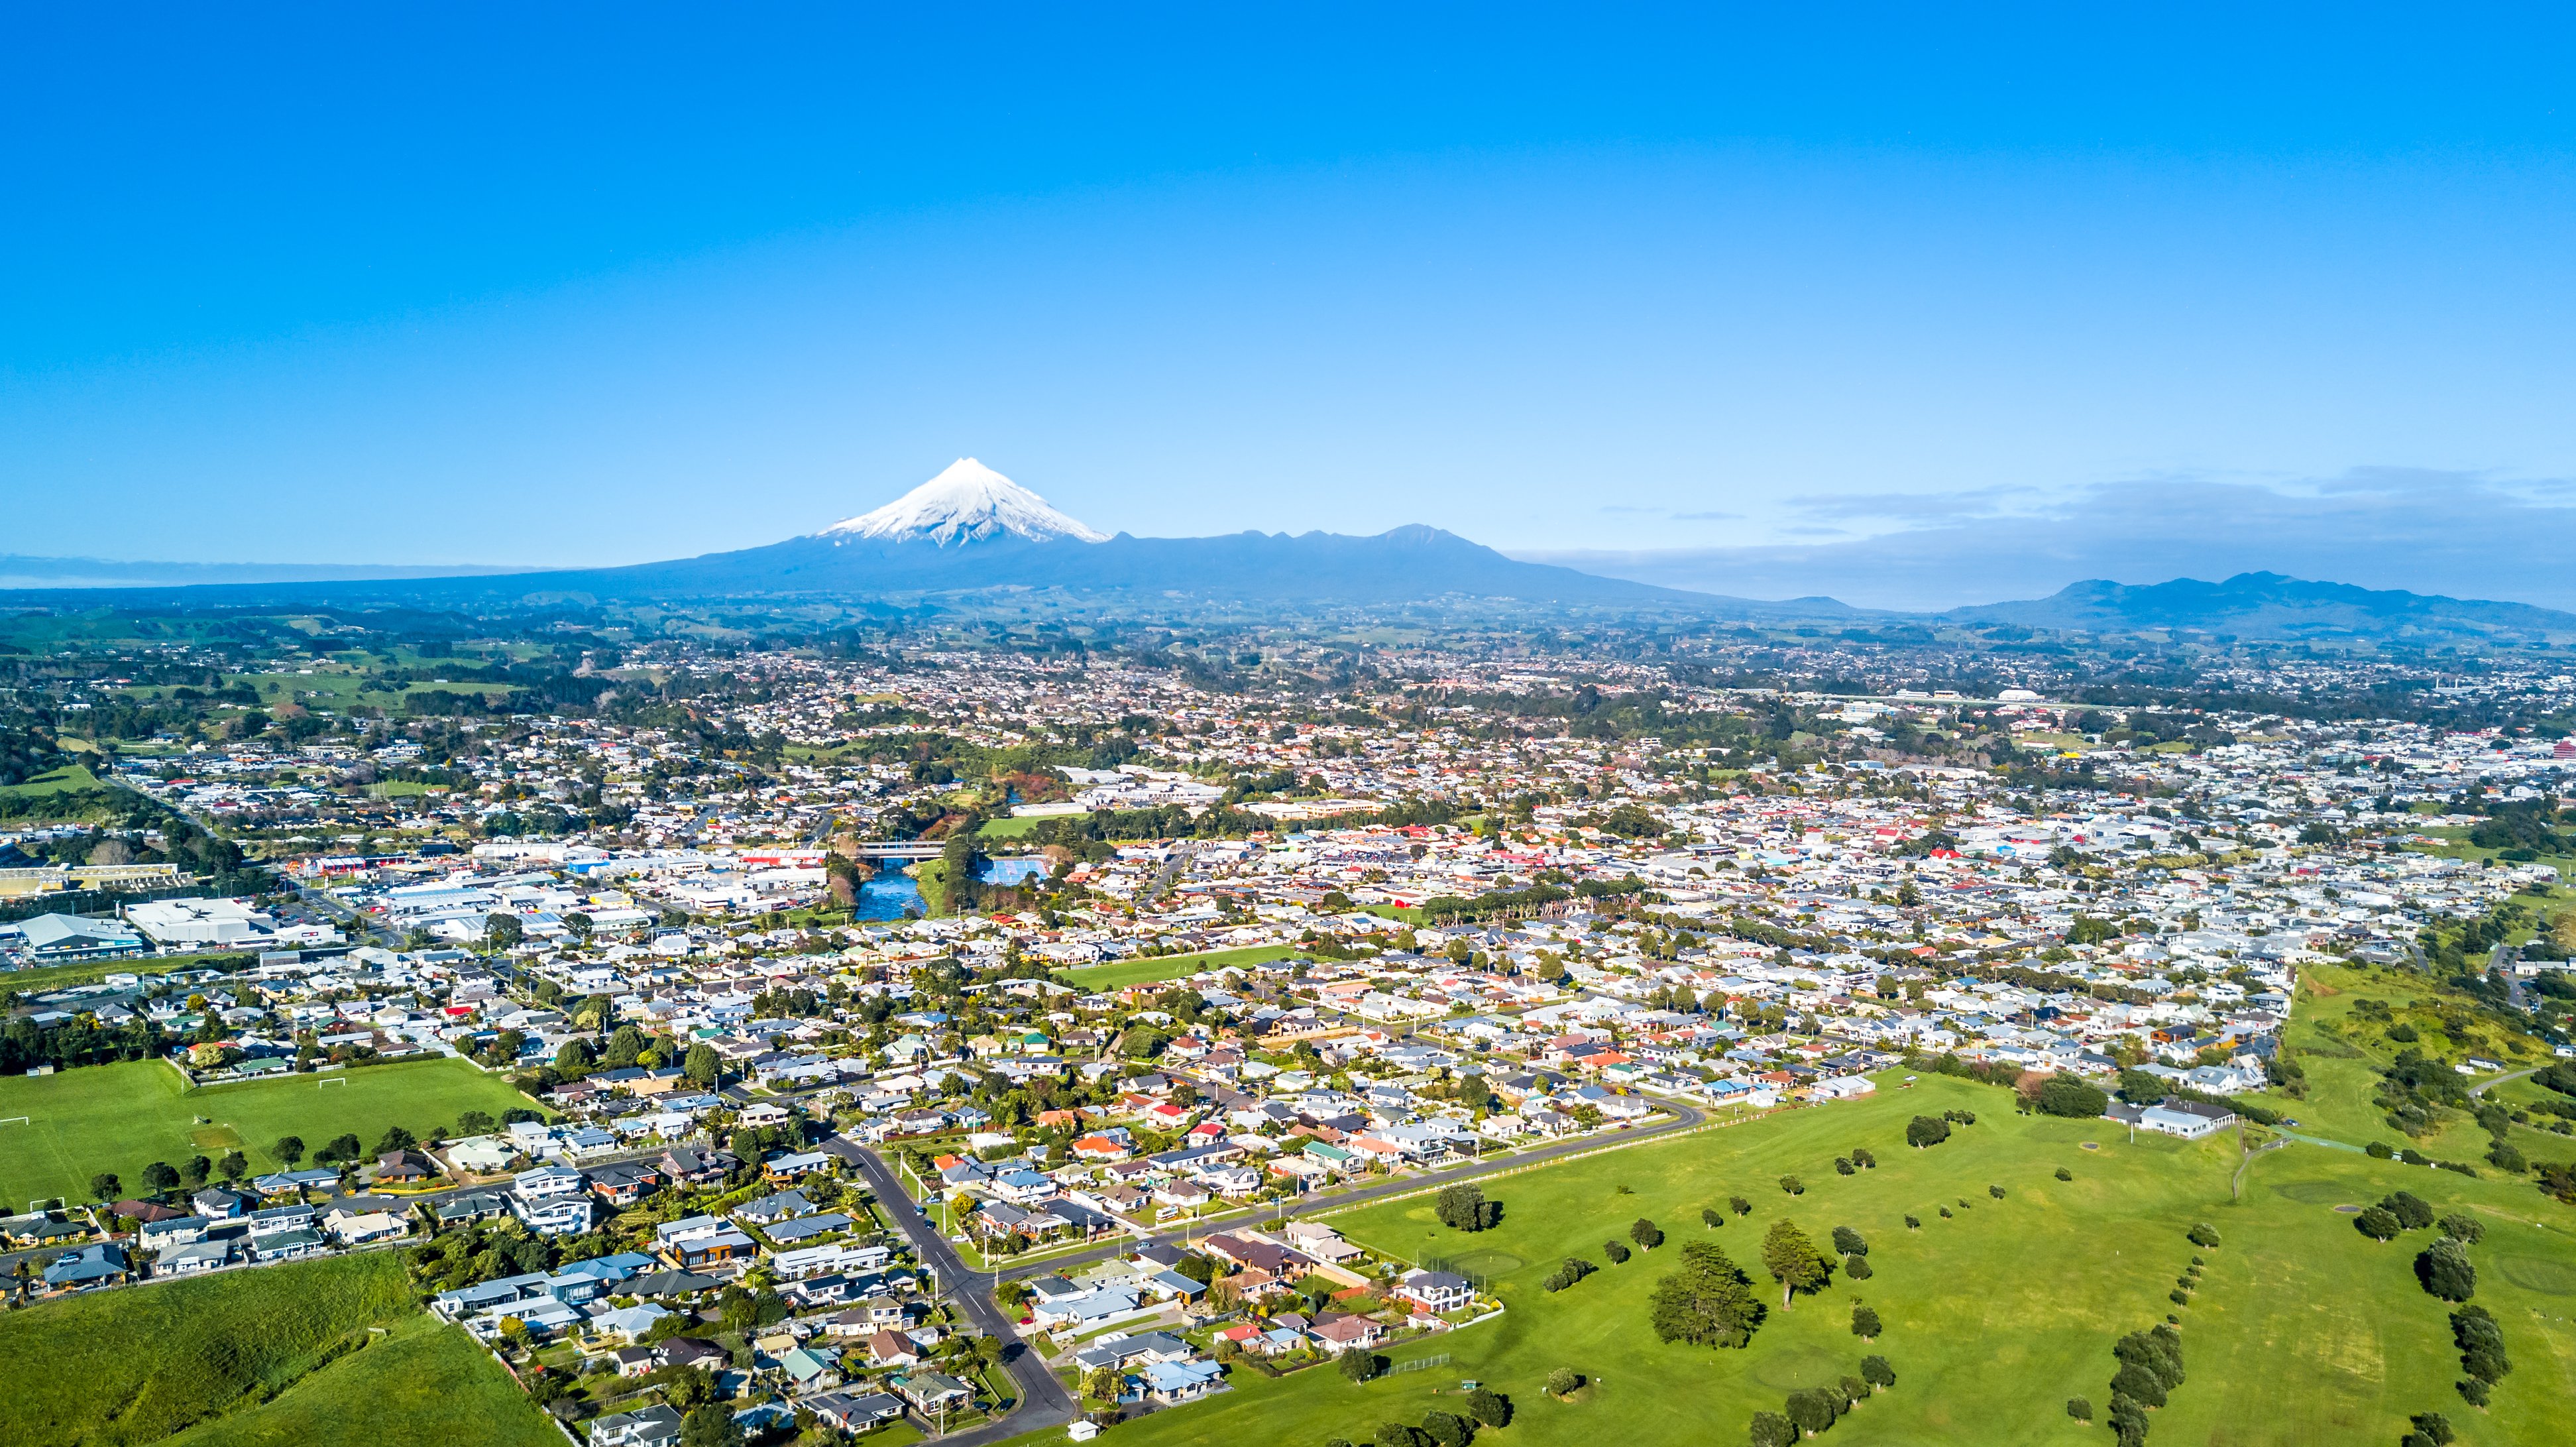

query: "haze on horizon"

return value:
[9, 5, 2576, 610]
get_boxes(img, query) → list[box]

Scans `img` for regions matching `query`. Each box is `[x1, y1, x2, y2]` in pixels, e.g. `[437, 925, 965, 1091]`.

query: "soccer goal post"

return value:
[318, 1077, 347, 1089]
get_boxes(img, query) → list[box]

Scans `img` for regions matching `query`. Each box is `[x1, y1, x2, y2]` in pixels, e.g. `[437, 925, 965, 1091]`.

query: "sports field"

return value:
[0, 1055, 544, 1208]
[999, 1071, 2576, 1447]
[1066, 945, 1298, 992]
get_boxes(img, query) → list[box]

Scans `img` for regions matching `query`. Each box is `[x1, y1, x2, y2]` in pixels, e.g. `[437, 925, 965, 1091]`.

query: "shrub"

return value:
[2438, 1213, 2485, 1244]
[1834, 1157, 1856, 1176]
[1420, 1410, 1473, 1447]
[1905, 1116, 1952, 1149]
[1831, 1226, 1868, 1257]
[1604, 1240, 1632, 1265]
[1463, 1388, 1511, 1427]
[1989, 1184, 2006, 1200]
[2355, 1206, 2402, 1242]
[2407, 1411, 2455, 1446]
[2066, 1396, 2094, 1423]
[2186, 1222, 2221, 1248]
[2037, 1074, 2110, 1118]
[1903, 1214, 1921, 1230]
[2457, 1377, 2490, 1408]
[1779, 1175, 1805, 1196]
[1851, 1304, 1881, 1339]
[1545, 1367, 1581, 1397]
[2056, 1167, 2074, 1182]
[1860, 1355, 1894, 1390]
[1844, 1253, 1873, 1280]
[1748, 1411, 1795, 1447]
[1339, 1348, 1378, 1383]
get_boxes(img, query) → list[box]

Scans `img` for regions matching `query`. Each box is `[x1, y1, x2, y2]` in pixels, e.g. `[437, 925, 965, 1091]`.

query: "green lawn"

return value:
[0, 1250, 421, 1447]
[167, 1312, 559, 1447]
[0, 762, 103, 798]
[996, 1070, 2576, 1447]
[980, 815, 1048, 839]
[0, 1056, 545, 1208]
[1066, 945, 1300, 992]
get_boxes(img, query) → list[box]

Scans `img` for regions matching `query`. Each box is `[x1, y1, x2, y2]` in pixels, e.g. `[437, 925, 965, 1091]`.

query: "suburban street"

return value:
[809, 1096, 1705, 1442]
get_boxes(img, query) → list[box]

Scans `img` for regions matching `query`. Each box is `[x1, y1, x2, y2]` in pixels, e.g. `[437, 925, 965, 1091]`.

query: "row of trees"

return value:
[1333, 1387, 1512, 1447]
[1745, 1358, 1896, 1444]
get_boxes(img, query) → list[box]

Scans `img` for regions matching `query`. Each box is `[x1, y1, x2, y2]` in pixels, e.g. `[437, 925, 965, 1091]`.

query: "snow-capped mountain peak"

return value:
[818, 458, 1109, 546]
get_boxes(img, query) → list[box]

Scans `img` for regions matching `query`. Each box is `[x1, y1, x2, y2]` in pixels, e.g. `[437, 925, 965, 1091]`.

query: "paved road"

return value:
[2471, 1065, 2544, 1098]
[824, 1135, 1081, 1446]
[987, 1096, 1708, 1283]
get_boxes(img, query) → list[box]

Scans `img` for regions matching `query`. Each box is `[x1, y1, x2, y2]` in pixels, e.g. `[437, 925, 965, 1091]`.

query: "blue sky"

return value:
[10, 5, 2576, 606]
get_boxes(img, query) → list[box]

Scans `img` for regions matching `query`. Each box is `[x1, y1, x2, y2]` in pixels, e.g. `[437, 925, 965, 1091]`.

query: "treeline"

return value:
[1422, 876, 1649, 923]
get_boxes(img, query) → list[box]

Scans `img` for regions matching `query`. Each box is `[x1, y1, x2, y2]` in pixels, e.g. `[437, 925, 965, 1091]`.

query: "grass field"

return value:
[997, 1071, 2576, 1447]
[0, 762, 103, 798]
[0, 1250, 423, 1447]
[1066, 945, 1300, 991]
[980, 815, 1048, 839]
[0, 1056, 544, 1208]
[166, 1312, 560, 1447]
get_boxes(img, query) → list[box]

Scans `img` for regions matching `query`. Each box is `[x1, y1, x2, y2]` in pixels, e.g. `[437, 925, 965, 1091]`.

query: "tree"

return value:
[376, 1125, 417, 1154]
[1860, 1356, 1894, 1391]
[1703, 1206, 1723, 1228]
[139, 1160, 181, 1194]
[1784, 1389, 1837, 1436]
[2108, 1394, 2149, 1447]
[1604, 1240, 1631, 1264]
[1339, 1348, 1379, 1383]
[1851, 1304, 1881, 1339]
[1831, 1226, 1868, 1257]
[1648, 1240, 1765, 1348]
[2109, 1361, 2166, 1409]
[680, 1403, 742, 1447]
[484, 911, 522, 953]
[182, 1155, 211, 1187]
[2355, 1206, 2402, 1242]
[684, 1042, 723, 1087]
[274, 1135, 304, 1166]
[1545, 1367, 1581, 1397]
[556, 1039, 594, 1071]
[1631, 1216, 1664, 1249]
[2066, 1397, 2094, 1424]
[1083, 1365, 1121, 1401]
[2036, 1074, 2110, 1118]
[89, 1172, 121, 1202]
[457, 1110, 496, 1136]
[1748, 1411, 1795, 1447]
[1730, 1195, 1754, 1216]
[2416, 1238, 2478, 1301]
[2186, 1222, 2221, 1247]
[1463, 1389, 1510, 1427]
[2439, 1212, 2485, 1244]
[2408, 1411, 2455, 1446]
[217, 1151, 248, 1183]
[1778, 1175, 1804, 1195]
[1843, 1255, 1872, 1281]
[1420, 1410, 1473, 1447]
[2384, 1191, 2436, 1231]
[1761, 1220, 1832, 1308]
[1906, 1116, 1952, 1149]
[1435, 1183, 1500, 1232]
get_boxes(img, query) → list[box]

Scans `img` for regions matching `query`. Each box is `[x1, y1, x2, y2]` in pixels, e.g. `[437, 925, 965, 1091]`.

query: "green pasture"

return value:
[999, 1070, 2576, 1447]
[168, 1312, 559, 1447]
[0, 1056, 544, 1208]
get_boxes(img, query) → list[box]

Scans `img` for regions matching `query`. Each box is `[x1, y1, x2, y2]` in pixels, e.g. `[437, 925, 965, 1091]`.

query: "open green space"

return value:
[999, 1069, 2576, 1447]
[0, 762, 103, 798]
[980, 815, 1049, 839]
[0, 1241, 528, 1442]
[166, 1312, 559, 1447]
[1066, 945, 1300, 991]
[0, 1056, 545, 1208]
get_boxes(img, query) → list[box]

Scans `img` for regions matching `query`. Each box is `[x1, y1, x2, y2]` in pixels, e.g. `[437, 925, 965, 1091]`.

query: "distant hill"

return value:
[0, 459, 1820, 618]
[1947, 571, 2576, 642]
